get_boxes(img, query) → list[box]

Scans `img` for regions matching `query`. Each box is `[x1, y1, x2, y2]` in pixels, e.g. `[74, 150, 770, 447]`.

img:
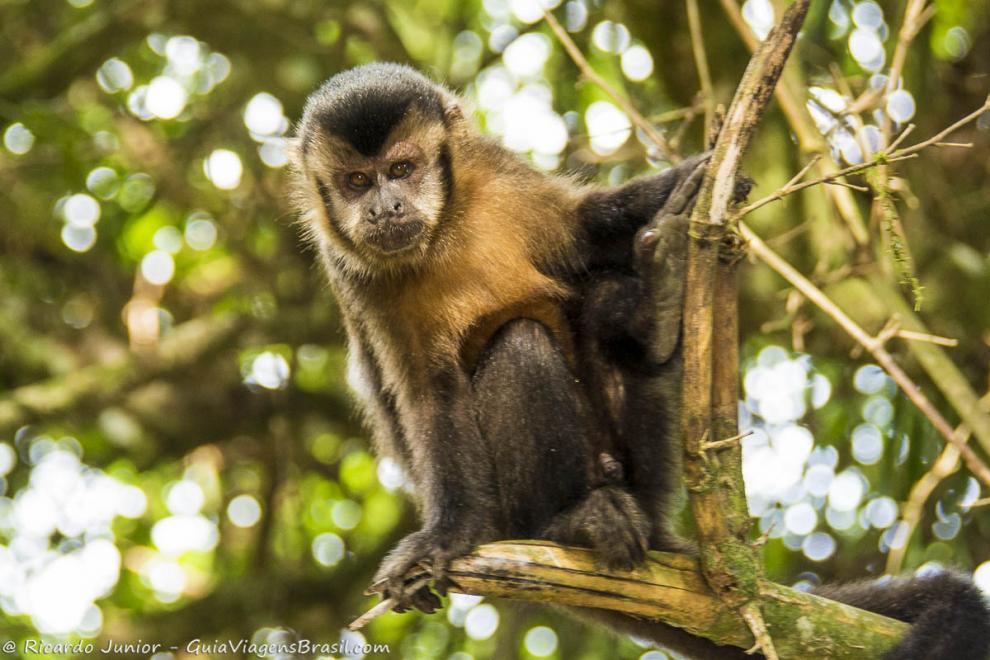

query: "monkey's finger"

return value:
[432, 557, 451, 596]
[665, 162, 708, 216]
[410, 586, 442, 613]
[606, 490, 648, 566]
[638, 229, 660, 249]
[601, 517, 640, 569]
[366, 562, 428, 596]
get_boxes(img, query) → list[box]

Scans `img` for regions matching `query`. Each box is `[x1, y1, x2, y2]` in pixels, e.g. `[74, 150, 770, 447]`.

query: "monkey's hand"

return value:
[367, 527, 479, 614]
[631, 160, 703, 365]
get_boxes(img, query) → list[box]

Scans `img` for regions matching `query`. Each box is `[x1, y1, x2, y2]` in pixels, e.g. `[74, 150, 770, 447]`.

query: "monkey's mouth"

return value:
[365, 219, 425, 254]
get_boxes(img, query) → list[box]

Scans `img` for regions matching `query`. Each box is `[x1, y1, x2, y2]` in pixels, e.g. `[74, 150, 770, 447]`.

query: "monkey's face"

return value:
[319, 130, 446, 258]
[297, 106, 455, 273]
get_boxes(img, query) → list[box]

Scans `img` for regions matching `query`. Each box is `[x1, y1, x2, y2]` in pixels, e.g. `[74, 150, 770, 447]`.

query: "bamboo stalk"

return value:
[678, 3, 810, 657]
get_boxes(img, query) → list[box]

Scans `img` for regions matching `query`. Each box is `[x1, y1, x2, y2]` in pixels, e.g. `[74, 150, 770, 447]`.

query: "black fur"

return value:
[816, 571, 990, 660]
[472, 319, 649, 567]
[304, 63, 445, 156]
[438, 142, 454, 205]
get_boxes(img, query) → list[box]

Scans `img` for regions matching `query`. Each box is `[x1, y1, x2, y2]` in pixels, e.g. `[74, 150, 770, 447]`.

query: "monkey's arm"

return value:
[575, 153, 709, 268]
[369, 366, 499, 612]
[582, 163, 703, 374]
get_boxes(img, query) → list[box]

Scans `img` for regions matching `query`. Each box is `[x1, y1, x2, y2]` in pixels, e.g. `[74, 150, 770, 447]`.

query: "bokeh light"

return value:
[0, 445, 145, 634]
[586, 101, 631, 156]
[3, 122, 35, 155]
[464, 603, 499, 640]
[227, 495, 262, 528]
[96, 58, 134, 93]
[312, 532, 345, 567]
[145, 76, 188, 119]
[204, 149, 243, 190]
[591, 21, 631, 54]
[621, 45, 654, 82]
[741, 0, 774, 40]
[524, 626, 559, 656]
[140, 250, 176, 286]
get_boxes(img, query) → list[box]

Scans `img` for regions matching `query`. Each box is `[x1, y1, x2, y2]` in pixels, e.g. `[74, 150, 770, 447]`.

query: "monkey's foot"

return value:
[367, 529, 474, 614]
[542, 485, 650, 571]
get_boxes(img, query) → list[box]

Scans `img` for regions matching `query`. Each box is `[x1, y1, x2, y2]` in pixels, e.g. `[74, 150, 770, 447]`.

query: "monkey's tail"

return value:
[814, 570, 990, 660]
[571, 571, 990, 660]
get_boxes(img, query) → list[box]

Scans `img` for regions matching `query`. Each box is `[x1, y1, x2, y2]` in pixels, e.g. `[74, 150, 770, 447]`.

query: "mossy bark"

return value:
[447, 542, 906, 658]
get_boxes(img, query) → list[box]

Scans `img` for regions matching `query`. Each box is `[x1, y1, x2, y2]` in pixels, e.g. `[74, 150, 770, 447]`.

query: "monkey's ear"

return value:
[441, 97, 471, 140]
[284, 136, 304, 170]
[442, 100, 465, 125]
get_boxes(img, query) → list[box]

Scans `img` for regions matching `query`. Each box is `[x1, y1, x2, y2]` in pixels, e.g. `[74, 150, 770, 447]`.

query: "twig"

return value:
[741, 601, 779, 660]
[885, 391, 989, 574]
[887, 124, 916, 152]
[685, 0, 715, 135]
[542, 9, 679, 162]
[825, 180, 869, 192]
[739, 222, 990, 489]
[885, 1, 934, 106]
[896, 329, 958, 347]
[885, 443, 961, 575]
[348, 576, 430, 630]
[650, 104, 705, 124]
[734, 97, 990, 218]
[783, 155, 821, 188]
[701, 430, 752, 452]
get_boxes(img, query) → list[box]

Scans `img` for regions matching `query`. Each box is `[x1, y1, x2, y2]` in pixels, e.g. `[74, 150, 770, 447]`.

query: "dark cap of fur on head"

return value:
[301, 63, 446, 157]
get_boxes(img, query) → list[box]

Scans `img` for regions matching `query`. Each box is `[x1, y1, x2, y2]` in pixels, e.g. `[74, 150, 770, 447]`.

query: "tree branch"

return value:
[0, 314, 243, 432]
[678, 3, 809, 658]
[353, 542, 907, 657]
[739, 223, 990, 488]
[542, 9, 678, 162]
[734, 97, 990, 219]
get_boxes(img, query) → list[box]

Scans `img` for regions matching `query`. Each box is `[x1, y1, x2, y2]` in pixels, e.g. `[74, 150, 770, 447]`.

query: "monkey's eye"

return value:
[347, 172, 371, 188]
[388, 161, 414, 179]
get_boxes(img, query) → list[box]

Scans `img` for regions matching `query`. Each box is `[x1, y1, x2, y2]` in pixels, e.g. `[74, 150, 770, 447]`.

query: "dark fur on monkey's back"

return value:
[291, 63, 990, 660]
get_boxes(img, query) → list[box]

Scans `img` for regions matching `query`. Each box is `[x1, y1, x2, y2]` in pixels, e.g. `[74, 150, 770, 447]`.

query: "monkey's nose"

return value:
[367, 203, 404, 224]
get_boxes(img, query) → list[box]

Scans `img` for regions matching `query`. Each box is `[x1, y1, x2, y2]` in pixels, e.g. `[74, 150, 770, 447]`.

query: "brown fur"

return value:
[292, 102, 591, 439]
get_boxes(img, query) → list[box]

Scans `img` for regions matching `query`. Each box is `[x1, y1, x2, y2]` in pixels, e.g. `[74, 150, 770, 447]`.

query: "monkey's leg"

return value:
[471, 318, 650, 569]
[368, 367, 501, 613]
[579, 276, 688, 552]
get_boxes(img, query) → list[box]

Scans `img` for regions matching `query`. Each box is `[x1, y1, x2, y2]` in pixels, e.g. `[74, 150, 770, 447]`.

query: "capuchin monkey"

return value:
[290, 63, 990, 659]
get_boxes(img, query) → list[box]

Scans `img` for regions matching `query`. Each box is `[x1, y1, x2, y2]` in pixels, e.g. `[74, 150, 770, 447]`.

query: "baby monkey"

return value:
[291, 63, 990, 659]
